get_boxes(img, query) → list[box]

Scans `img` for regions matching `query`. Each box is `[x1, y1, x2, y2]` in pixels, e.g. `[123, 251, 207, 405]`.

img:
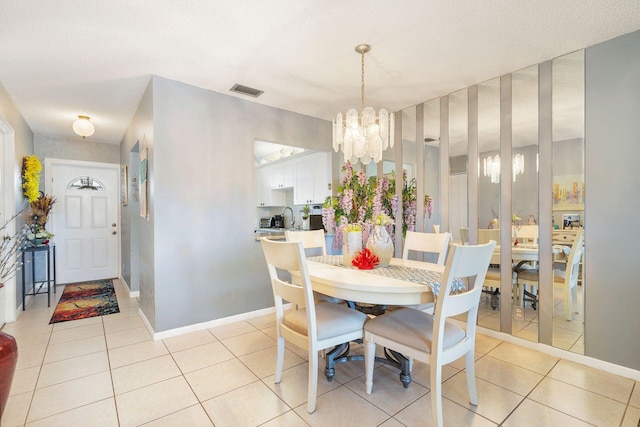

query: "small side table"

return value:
[21, 244, 56, 310]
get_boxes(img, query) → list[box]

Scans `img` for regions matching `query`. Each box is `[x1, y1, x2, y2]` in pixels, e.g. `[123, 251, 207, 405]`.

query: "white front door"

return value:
[46, 159, 120, 284]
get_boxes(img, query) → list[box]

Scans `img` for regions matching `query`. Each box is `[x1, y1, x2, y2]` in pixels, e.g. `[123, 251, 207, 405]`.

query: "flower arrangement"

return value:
[373, 212, 394, 227]
[322, 162, 434, 252]
[22, 155, 42, 203]
[402, 172, 433, 236]
[23, 193, 56, 246]
[322, 162, 397, 251]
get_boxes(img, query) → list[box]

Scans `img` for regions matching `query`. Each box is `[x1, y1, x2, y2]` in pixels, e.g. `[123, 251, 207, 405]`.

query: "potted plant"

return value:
[301, 205, 310, 230]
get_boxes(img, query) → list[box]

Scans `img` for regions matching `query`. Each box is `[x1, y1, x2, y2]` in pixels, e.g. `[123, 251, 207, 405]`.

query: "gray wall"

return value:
[125, 76, 331, 332]
[35, 134, 120, 165]
[120, 80, 154, 325]
[0, 82, 34, 310]
[585, 30, 640, 370]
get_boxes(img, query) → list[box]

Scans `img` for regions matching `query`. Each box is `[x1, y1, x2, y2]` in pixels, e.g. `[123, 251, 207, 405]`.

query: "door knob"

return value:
[112, 223, 116, 227]
[112, 231, 117, 235]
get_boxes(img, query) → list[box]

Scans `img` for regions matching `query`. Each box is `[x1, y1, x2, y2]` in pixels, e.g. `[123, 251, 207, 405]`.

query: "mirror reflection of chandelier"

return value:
[333, 44, 394, 165]
[483, 153, 525, 183]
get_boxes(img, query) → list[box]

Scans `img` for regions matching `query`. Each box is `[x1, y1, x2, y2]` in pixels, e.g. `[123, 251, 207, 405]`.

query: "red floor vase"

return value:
[0, 331, 18, 421]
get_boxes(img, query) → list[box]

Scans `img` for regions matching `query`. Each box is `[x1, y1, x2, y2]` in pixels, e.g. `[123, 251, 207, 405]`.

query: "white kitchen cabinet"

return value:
[271, 161, 295, 189]
[294, 152, 331, 205]
[255, 166, 285, 207]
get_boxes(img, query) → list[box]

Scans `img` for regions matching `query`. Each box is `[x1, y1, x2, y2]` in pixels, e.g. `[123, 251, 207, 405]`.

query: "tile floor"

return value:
[2, 279, 639, 426]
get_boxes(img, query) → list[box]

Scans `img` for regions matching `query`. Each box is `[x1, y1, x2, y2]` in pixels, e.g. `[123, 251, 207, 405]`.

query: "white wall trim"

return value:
[141, 304, 292, 342]
[118, 276, 139, 298]
[0, 115, 17, 323]
[475, 325, 640, 381]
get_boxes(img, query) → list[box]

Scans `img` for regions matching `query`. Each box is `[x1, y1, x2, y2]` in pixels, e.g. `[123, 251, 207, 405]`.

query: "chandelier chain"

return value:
[361, 49, 365, 113]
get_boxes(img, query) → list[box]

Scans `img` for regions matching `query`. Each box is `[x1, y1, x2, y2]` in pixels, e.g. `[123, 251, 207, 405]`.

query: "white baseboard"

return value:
[475, 325, 640, 381]
[118, 276, 140, 298]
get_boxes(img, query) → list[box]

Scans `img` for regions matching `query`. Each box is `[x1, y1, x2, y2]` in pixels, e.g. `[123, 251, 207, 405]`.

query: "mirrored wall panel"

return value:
[449, 88, 468, 244]
[477, 77, 501, 331]
[552, 50, 585, 354]
[423, 98, 440, 233]
[512, 64, 539, 343]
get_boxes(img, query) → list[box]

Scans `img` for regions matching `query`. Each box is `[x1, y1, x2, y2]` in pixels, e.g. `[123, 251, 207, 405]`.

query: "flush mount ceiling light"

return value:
[333, 44, 394, 165]
[72, 115, 95, 139]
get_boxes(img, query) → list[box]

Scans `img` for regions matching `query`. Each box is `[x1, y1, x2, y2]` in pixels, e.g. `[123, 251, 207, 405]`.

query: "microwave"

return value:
[309, 214, 324, 231]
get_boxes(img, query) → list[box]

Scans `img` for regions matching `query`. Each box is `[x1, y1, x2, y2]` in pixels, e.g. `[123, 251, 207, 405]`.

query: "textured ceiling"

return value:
[1, 0, 639, 144]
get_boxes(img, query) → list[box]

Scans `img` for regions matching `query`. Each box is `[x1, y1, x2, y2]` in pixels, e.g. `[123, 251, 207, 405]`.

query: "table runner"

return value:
[307, 255, 466, 297]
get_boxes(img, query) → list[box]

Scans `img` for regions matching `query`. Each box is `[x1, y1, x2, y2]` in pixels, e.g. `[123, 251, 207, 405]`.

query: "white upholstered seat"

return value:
[364, 241, 496, 427]
[260, 238, 367, 413]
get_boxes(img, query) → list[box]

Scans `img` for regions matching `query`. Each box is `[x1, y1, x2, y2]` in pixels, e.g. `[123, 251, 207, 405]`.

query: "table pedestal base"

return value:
[323, 342, 412, 388]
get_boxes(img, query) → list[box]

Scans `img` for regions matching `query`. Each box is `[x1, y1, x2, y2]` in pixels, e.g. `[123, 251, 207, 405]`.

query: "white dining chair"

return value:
[432, 224, 440, 233]
[396, 231, 452, 314]
[402, 230, 451, 265]
[517, 230, 583, 320]
[260, 238, 368, 413]
[284, 229, 326, 256]
[363, 241, 496, 427]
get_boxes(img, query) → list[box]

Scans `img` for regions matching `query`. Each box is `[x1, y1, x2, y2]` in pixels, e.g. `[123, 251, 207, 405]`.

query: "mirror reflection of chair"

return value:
[260, 238, 368, 413]
[477, 229, 509, 309]
[363, 241, 496, 427]
[517, 230, 583, 319]
[459, 227, 469, 245]
[514, 224, 539, 245]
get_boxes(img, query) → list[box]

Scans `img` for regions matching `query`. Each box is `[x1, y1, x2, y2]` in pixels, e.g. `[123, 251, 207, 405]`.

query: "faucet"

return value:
[282, 207, 295, 229]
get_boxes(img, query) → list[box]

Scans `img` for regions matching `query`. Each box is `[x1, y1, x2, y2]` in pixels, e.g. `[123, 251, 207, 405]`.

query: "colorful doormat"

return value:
[49, 279, 119, 324]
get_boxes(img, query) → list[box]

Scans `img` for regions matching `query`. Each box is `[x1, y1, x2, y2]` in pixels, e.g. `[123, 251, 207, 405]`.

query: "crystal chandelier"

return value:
[483, 153, 525, 183]
[333, 44, 394, 165]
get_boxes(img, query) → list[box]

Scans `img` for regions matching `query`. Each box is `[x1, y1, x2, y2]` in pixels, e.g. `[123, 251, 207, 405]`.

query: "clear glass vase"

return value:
[343, 231, 362, 267]
[366, 226, 394, 267]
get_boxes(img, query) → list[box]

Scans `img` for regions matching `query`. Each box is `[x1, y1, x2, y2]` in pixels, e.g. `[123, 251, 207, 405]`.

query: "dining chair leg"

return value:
[275, 336, 284, 383]
[431, 363, 444, 427]
[307, 348, 318, 413]
[465, 350, 478, 405]
[365, 340, 376, 395]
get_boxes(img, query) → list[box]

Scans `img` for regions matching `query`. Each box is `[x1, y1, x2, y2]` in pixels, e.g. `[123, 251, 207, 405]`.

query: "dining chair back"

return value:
[459, 226, 469, 245]
[363, 241, 496, 427]
[285, 229, 326, 256]
[514, 224, 538, 244]
[478, 228, 500, 245]
[260, 237, 367, 413]
[554, 230, 583, 320]
[432, 224, 441, 233]
[402, 230, 452, 265]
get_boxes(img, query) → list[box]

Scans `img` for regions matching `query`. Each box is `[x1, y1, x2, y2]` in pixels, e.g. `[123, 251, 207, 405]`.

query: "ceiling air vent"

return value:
[229, 84, 264, 98]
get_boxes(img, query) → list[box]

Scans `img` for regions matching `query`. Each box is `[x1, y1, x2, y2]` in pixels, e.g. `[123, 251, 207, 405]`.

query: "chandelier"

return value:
[333, 44, 394, 165]
[72, 115, 95, 139]
[483, 153, 525, 183]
